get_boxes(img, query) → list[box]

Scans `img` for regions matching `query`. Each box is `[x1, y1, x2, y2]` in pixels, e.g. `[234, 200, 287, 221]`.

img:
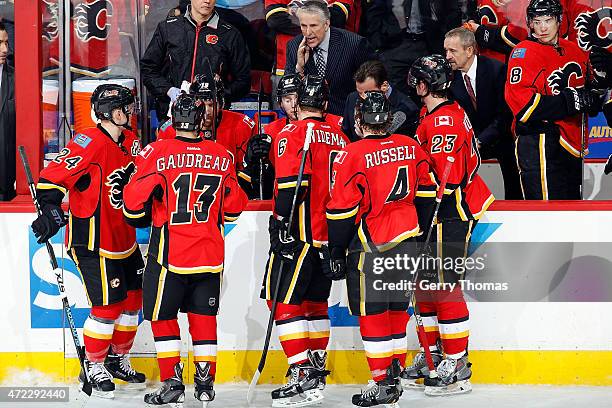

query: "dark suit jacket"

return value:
[285, 27, 377, 115]
[449, 55, 511, 151]
[366, 0, 460, 54]
[342, 87, 419, 141]
[0, 63, 16, 200]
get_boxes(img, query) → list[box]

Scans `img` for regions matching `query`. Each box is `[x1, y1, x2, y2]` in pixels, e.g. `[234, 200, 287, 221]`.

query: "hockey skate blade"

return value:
[424, 379, 472, 396]
[271, 389, 324, 407]
[400, 377, 425, 389]
[115, 380, 147, 391]
[91, 389, 114, 399]
[145, 402, 183, 408]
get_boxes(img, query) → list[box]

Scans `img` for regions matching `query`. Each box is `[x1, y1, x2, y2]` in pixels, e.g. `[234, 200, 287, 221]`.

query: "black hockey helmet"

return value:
[357, 91, 391, 125]
[190, 74, 225, 109]
[91, 83, 138, 122]
[407, 54, 453, 93]
[298, 75, 329, 111]
[526, 0, 563, 23]
[277, 74, 302, 103]
[172, 93, 204, 132]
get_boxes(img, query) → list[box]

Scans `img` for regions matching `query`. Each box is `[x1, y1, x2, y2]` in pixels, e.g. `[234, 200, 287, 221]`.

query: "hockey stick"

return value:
[246, 122, 315, 405]
[411, 156, 455, 376]
[18, 146, 93, 404]
[257, 77, 265, 200]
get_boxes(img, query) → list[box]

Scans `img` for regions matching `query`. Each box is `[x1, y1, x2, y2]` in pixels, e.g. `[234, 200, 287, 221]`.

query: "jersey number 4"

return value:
[385, 166, 410, 203]
[171, 173, 221, 225]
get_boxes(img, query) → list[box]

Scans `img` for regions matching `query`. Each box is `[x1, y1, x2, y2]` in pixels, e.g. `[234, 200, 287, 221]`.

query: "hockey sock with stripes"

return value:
[188, 312, 217, 378]
[111, 289, 142, 354]
[302, 300, 330, 351]
[437, 299, 469, 359]
[151, 319, 181, 381]
[83, 302, 124, 362]
[359, 311, 393, 382]
[389, 310, 409, 366]
[268, 300, 310, 365]
[416, 302, 440, 352]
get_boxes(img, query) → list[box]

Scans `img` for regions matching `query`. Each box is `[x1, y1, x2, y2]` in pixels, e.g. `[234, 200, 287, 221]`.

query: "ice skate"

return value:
[424, 354, 472, 396]
[271, 351, 328, 407]
[194, 361, 215, 407]
[78, 358, 115, 399]
[351, 359, 402, 407]
[310, 349, 330, 390]
[144, 362, 186, 408]
[399, 350, 442, 389]
[104, 348, 146, 389]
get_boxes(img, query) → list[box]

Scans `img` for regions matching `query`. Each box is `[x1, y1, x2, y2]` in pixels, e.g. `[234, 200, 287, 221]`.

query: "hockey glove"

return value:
[269, 215, 299, 261]
[562, 87, 595, 115]
[31, 204, 67, 244]
[590, 47, 612, 87]
[246, 133, 272, 166]
[319, 245, 347, 281]
[605, 154, 612, 176]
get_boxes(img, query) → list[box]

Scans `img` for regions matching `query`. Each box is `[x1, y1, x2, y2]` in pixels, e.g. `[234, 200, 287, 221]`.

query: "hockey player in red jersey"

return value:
[31, 84, 145, 397]
[325, 91, 437, 407]
[123, 94, 247, 406]
[261, 75, 350, 407]
[402, 54, 495, 396]
[156, 74, 256, 196]
[505, 0, 601, 199]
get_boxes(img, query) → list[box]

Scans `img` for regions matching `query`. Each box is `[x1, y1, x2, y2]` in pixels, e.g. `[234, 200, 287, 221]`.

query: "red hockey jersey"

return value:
[327, 133, 436, 251]
[157, 110, 254, 180]
[42, 0, 148, 76]
[123, 137, 247, 273]
[505, 38, 589, 157]
[476, 0, 512, 63]
[273, 117, 350, 246]
[36, 125, 141, 258]
[415, 101, 494, 221]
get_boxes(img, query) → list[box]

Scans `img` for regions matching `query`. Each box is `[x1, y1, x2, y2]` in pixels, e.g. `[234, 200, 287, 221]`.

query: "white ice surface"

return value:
[1, 384, 611, 408]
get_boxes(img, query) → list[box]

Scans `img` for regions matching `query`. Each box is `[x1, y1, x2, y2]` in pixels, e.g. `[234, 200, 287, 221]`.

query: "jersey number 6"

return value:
[171, 173, 222, 225]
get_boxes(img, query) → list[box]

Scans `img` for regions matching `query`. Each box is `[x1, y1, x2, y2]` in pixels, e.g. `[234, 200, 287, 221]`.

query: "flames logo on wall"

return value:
[547, 62, 584, 96]
[42, 0, 59, 42]
[74, 0, 114, 43]
[106, 162, 135, 209]
[574, 7, 612, 51]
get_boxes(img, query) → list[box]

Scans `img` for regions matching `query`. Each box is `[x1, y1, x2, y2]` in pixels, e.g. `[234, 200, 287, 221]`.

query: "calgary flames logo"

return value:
[42, 0, 59, 42]
[106, 162, 135, 209]
[547, 62, 584, 96]
[74, 0, 114, 43]
[574, 7, 612, 51]
[478, 5, 499, 26]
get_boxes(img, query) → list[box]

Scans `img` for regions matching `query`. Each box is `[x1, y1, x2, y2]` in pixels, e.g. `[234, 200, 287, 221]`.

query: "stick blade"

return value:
[246, 369, 261, 406]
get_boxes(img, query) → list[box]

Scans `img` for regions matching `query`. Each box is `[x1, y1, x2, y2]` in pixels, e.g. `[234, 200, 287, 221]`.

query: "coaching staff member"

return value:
[285, 0, 376, 116]
[141, 0, 251, 121]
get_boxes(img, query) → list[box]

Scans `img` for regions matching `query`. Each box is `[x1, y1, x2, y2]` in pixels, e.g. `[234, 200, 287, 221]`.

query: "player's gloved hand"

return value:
[590, 47, 612, 78]
[605, 154, 612, 176]
[562, 87, 595, 115]
[246, 133, 272, 165]
[269, 215, 299, 261]
[167, 87, 181, 103]
[319, 245, 347, 280]
[31, 204, 67, 244]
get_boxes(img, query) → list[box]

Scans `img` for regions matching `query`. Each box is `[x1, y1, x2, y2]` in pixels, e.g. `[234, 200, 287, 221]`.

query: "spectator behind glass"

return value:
[0, 21, 15, 201]
[365, 0, 460, 96]
[342, 60, 418, 141]
[284, 0, 377, 115]
[444, 27, 522, 199]
[141, 0, 251, 121]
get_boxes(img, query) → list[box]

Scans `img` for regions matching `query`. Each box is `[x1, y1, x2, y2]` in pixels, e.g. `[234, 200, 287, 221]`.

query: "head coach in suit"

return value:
[444, 27, 521, 199]
[284, 0, 377, 116]
[0, 21, 15, 201]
